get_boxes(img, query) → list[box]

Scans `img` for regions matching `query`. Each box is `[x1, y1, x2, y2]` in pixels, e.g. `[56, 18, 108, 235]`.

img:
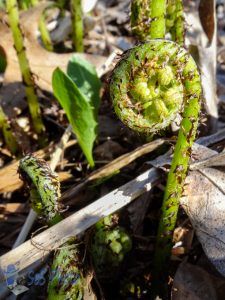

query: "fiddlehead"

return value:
[19, 155, 84, 299]
[47, 238, 84, 300]
[110, 39, 201, 295]
[19, 154, 62, 226]
[110, 40, 200, 136]
[91, 215, 132, 280]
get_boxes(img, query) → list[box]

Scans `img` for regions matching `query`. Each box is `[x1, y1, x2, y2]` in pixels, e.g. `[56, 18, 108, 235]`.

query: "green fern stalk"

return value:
[110, 40, 201, 297]
[166, 0, 185, 45]
[18, 154, 83, 298]
[71, 0, 84, 52]
[131, 0, 184, 45]
[6, 0, 45, 142]
[131, 0, 166, 40]
[47, 238, 83, 300]
[27, 0, 53, 52]
[0, 107, 18, 155]
[39, 11, 54, 52]
[30, 0, 38, 5]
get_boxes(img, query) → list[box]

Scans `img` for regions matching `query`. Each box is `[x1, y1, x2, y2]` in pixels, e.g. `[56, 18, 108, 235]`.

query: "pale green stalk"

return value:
[28, 0, 53, 52]
[110, 40, 201, 298]
[6, 0, 45, 143]
[131, 0, 166, 40]
[0, 107, 18, 155]
[30, 0, 38, 5]
[39, 11, 54, 52]
[71, 0, 84, 52]
[166, 0, 185, 45]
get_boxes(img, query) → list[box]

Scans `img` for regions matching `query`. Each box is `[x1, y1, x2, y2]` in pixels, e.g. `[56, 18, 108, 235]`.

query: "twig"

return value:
[61, 138, 165, 203]
[0, 168, 161, 279]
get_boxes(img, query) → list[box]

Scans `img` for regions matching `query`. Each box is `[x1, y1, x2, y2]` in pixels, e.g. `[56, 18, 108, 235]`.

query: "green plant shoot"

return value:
[131, 0, 167, 40]
[52, 56, 101, 167]
[0, 107, 18, 155]
[18, 155, 83, 298]
[110, 40, 201, 297]
[6, 0, 45, 143]
[71, 0, 84, 52]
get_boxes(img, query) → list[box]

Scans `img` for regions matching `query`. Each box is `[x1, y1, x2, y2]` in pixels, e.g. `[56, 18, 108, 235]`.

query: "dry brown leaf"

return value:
[94, 140, 126, 160]
[172, 262, 225, 300]
[186, 0, 218, 130]
[0, 160, 72, 194]
[0, 203, 27, 214]
[181, 145, 225, 277]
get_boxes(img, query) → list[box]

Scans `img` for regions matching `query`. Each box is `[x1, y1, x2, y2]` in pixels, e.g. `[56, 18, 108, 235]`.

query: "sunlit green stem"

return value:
[0, 107, 18, 155]
[6, 0, 45, 143]
[27, 0, 53, 52]
[71, 0, 84, 52]
[30, 0, 38, 5]
[110, 40, 201, 298]
[166, 0, 185, 45]
[150, 0, 167, 38]
[152, 65, 200, 298]
[131, 0, 166, 40]
[39, 11, 54, 51]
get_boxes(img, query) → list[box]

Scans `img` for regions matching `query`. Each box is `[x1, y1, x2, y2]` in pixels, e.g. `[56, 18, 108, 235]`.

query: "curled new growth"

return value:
[110, 40, 200, 136]
[110, 39, 201, 286]
[19, 154, 62, 225]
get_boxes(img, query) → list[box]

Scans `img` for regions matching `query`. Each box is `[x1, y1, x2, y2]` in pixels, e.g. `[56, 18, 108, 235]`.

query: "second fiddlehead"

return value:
[110, 39, 201, 295]
[19, 155, 84, 299]
[19, 154, 62, 226]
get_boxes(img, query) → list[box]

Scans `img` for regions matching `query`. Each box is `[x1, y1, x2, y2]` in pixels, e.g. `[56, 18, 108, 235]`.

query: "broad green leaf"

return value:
[52, 68, 97, 167]
[67, 54, 101, 115]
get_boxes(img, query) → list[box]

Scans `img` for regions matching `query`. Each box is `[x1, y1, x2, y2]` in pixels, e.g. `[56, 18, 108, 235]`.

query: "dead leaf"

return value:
[172, 262, 222, 299]
[94, 140, 126, 160]
[199, 0, 215, 43]
[186, 0, 218, 130]
[181, 145, 225, 277]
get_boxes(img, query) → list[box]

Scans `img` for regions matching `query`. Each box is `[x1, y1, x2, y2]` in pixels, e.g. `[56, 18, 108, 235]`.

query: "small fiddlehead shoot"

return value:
[19, 154, 62, 226]
[47, 238, 84, 300]
[110, 40, 201, 295]
[91, 214, 132, 280]
[0, 106, 19, 155]
[19, 155, 84, 298]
